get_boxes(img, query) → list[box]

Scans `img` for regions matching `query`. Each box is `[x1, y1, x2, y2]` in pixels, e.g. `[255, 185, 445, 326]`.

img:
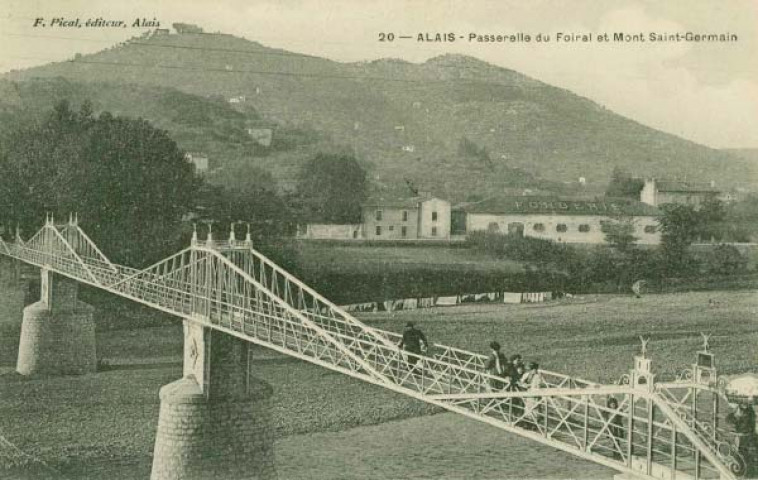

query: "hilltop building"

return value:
[184, 152, 209, 173]
[247, 127, 273, 147]
[454, 196, 662, 245]
[172, 23, 203, 34]
[639, 179, 720, 208]
[717, 189, 743, 204]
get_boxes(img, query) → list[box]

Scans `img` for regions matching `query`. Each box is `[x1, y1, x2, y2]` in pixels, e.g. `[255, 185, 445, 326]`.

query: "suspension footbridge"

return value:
[0, 216, 750, 480]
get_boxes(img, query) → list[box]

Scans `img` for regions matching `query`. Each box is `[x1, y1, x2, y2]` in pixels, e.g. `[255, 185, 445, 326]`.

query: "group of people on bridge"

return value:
[483, 342, 542, 393]
[483, 341, 544, 429]
[396, 322, 545, 395]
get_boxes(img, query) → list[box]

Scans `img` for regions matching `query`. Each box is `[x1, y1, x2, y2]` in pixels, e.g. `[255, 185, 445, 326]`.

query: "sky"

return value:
[1, 0, 757, 149]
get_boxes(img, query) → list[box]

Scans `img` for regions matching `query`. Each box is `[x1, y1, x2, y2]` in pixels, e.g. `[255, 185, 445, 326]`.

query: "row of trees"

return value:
[0, 100, 370, 269]
[0, 100, 197, 266]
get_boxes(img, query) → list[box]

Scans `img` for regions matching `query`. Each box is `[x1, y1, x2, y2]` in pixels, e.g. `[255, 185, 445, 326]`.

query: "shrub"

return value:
[703, 244, 747, 275]
[466, 231, 575, 267]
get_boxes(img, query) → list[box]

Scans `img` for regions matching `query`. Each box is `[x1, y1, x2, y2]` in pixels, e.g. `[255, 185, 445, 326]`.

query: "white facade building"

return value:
[459, 196, 662, 245]
[297, 224, 362, 240]
[362, 195, 451, 240]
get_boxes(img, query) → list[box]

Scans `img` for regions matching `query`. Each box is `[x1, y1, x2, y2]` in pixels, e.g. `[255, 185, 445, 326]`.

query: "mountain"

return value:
[2, 30, 756, 200]
[724, 148, 758, 165]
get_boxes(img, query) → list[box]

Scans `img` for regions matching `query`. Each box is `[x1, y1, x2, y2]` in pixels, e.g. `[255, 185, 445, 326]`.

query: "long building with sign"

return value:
[454, 196, 662, 245]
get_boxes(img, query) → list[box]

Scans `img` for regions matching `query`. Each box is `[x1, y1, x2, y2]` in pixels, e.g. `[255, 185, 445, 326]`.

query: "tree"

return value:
[601, 215, 639, 254]
[723, 194, 758, 242]
[195, 163, 291, 239]
[695, 198, 726, 242]
[658, 203, 700, 274]
[295, 153, 367, 223]
[605, 167, 644, 199]
[0, 100, 198, 267]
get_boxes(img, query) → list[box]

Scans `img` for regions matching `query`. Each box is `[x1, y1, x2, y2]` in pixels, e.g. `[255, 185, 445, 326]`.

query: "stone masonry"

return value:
[151, 328, 277, 480]
[16, 269, 96, 376]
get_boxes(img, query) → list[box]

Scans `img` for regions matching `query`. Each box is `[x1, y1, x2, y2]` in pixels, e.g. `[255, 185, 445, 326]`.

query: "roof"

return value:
[457, 196, 661, 217]
[655, 181, 720, 193]
[362, 195, 444, 209]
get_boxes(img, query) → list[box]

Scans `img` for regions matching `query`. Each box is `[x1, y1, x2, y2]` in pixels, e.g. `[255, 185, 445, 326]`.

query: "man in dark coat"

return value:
[484, 341, 508, 390]
[398, 321, 428, 375]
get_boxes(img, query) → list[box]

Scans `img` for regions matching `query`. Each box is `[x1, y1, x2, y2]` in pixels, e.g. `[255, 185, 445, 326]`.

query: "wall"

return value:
[362, 206, 419, 240]
[418, 198, 451, 239]
[300, 224, 362, 240]
[466, 213, 661, 245]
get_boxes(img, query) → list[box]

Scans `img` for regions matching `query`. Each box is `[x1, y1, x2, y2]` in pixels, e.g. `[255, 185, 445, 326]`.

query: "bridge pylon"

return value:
[16, 268, 96, 376]
[150, 317, 276, 480]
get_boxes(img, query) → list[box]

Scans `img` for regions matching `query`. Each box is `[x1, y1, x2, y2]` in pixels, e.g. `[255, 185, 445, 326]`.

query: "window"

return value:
[644, 225, 656, 234]
[556, 224, 568, 233]
[578, 224, 590, 233]
[533, 223, 545, 232]
[431, 227, 438, 236]
[402, 211, 408, 222]
[432, 211, 438, 222]
[375, 210, 382, 221]
[389, 226, 394, 231]
[401, 226, 407, 238]
[375, 226, 382, 236]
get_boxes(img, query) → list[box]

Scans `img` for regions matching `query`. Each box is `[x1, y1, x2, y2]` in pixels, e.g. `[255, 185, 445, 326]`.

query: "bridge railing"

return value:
[656, 381, 747, 476]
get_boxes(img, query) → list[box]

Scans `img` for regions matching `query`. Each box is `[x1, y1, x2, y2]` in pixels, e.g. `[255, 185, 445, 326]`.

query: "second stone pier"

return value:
[151, 321, 277, 480]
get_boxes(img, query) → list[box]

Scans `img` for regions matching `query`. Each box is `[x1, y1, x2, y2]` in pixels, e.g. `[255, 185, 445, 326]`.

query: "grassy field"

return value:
[0, 288, 757, 478]
[294, 242, 524, 274]
[293, 242, 530, 304]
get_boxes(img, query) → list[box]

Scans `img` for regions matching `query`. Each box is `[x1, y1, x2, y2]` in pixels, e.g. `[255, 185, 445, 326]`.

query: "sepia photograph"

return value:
[0, 0, 757, 479]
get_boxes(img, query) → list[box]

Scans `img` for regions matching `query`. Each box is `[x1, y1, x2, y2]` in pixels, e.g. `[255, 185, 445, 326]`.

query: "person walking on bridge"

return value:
[398, 321, 428, 376]
[521, 362, 544, 430]
[484, 341, 508, 391]
[605, 397, 625, 460]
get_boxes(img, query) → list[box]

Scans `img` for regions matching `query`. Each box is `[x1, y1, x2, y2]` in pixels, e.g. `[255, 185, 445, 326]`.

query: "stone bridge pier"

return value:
[151, 320, 276, 480]
[16, 268, 96, 375]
